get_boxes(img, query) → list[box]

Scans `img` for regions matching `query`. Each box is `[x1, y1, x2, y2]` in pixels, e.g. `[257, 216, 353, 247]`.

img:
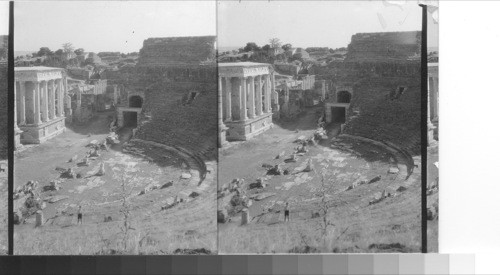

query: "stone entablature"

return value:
[15, 67, 63, 82]
[14, 67, 67, 146]
[219, 62, 270, 78]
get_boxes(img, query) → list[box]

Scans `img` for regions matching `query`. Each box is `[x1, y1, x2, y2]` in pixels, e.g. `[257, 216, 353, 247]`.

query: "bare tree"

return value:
[269, 38, 282, 49]
[62, 43, 74, 54]
[118, 172, 135, 252]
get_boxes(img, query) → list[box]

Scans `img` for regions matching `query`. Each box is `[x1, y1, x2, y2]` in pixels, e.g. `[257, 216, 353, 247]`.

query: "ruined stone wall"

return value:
[342, 76, 421, 154]
[311, 61, 421, 154]
[134, 66, 217, 158]
[346, 31, 421, 61]
[138, 36, 216, 66]
[0, 63, 7, 159]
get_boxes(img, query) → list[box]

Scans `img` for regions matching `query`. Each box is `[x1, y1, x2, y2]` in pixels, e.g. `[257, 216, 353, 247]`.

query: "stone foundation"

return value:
[19, 117, 66, 144]
[225, 113, 273, 141]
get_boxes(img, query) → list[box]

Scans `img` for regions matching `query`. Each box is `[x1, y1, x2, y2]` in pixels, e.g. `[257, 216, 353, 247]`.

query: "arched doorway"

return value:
[337, 91, 351, 103]
[129, 96, 143, 108]
[123, 111, 138, 127]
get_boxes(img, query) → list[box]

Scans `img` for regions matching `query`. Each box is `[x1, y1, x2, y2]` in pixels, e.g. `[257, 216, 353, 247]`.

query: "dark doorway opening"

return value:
[129, 96, 143, 108]
[331, 107, 346, 123]
[123, 111, 138, 127]
[337, 91, 351, 103]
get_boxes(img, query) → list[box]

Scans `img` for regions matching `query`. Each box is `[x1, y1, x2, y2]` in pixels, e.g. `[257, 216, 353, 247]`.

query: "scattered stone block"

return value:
[241, 208, 250, 225]
[189, 191, 200, 198]
[249, 192, 276, 201]
[396, 186, 407, 192]
[368, 175, 382, 184]
[45, 195, 69, 204]
[181, 173, 192, 179]
[388, 167, 399, 174]
[161, 181, 174, 189]
[35, 211, 44, 227]
[217, 209, 229, 223]
[96, 163, 105, 176]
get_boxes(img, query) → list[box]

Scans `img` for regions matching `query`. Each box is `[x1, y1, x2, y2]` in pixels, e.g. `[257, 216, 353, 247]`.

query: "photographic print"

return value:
[217, 0, 426, 253]
[13, 1, 217, 255]
[0, 1, 8, 255]
[426, 3, 439, 253]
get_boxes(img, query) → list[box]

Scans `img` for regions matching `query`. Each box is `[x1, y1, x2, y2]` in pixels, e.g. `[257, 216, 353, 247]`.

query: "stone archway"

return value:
[129, 95, 143, 108]
[337, 91, 352, 104]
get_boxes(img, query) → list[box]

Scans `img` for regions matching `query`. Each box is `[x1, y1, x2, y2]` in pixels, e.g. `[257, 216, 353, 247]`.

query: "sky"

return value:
[0, 2, 8, 35]
[14, 1, 216, 53]
[218, 1, 438, 50]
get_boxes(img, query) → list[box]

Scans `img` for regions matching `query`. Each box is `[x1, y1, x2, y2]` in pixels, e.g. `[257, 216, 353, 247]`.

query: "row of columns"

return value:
[220, 73, 274, 122]
[15, 79, 65, 126]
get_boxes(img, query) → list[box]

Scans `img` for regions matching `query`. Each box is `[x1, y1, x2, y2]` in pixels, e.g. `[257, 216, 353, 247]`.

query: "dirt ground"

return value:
[218, 106, 422, 253]
[14, 111, 216, 255]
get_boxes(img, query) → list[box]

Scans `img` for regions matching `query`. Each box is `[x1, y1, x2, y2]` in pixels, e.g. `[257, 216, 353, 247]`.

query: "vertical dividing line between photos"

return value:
[7, 0, 14, 256]
[420, 3, 428, 254]
[215, 0, 220, 254]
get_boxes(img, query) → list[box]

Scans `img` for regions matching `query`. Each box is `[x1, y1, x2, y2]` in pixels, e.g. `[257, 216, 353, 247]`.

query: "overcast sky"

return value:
[14, 1, 216, 53]
[0, 2, 8, 35]
[218, 1, 438, 49]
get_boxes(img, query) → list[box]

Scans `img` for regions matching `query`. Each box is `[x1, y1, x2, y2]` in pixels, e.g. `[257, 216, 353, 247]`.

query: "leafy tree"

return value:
[243, 42, 260, 52]
[282, 43, 292, 51]
[74, 48, 85, 56]
[269, 38, 282, 49]
[54, 49, 64, 56]
[262, 44, 271, 52]
[37, 47, 53, 57]
[0, 48, 5, 59]
[62, 42, 74, 54]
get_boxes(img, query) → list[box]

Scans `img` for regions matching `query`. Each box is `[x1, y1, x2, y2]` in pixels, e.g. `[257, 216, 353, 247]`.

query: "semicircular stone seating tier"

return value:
[339, 134, 417, 190]
[130, 139, 215, 195]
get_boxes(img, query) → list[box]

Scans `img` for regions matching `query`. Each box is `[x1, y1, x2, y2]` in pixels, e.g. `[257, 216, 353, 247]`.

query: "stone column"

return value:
[50, 80, 56, 119]
[19, 81, 26, 125]
[62, 77, 67, 116]
[248, 76, 255, 119]
[218, 77, 224, 127]
[240, 77, 247, 121]
[41, 81, 49, 122]
[256, 75, 263, 116]
[427, 76, 436, 146]
[14, 80, 18, 128]
[264, 74, 270, 113]
[34, 82, 41, 125]
[218, 76, 227, 147]
[225, 77, 232, 121]
[271, 72, 279, 113]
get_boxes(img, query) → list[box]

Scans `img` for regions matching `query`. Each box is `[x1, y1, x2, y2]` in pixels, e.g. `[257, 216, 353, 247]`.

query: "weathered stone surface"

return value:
[388, 167, 399, 174]
[161, 181, 174, 189]
[181, 173, 192, 179]
[241, 208, 250, 225]
[45, 195, 69, 204]
[249, 192, 276, 201]
[138, 36, 216, 66]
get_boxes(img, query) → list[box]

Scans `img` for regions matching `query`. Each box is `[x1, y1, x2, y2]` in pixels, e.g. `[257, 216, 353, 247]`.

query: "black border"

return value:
[420, 3, 428, 254]
[7, 0, 14, 256]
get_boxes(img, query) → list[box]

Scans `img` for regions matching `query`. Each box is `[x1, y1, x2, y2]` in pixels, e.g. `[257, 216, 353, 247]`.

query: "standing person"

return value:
[284, 202, 290, 222]
[77, 206, 83, 225]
